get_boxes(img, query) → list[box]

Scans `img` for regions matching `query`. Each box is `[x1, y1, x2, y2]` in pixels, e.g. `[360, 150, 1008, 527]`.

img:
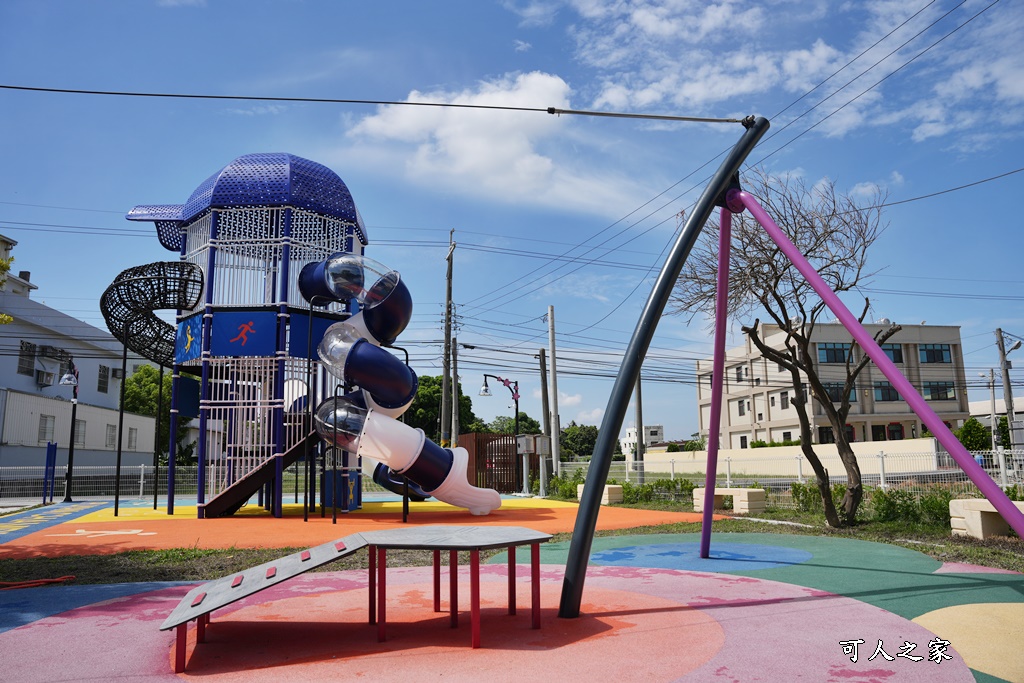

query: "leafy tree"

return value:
[671, 168, 888, 527]
[404, 375, 482, 442]
[666, 443, 680, 452]
[998, 416, 1010, 449]
[488, 412, 541, 435]
[560, 421, 599, 460]
[122, 365, 196, 465]
[0, 256, 13, 324]
[955, 417, 991, 452]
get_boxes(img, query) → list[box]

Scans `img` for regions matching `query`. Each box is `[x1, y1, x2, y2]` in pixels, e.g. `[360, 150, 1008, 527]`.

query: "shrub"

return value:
[790, 481, 846, 513]
[870, 487, 918, 522]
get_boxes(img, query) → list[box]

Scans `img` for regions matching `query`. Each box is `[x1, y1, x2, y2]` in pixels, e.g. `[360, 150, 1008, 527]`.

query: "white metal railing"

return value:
[1, 462, 387, 504]
[557, 449, 1024, 508]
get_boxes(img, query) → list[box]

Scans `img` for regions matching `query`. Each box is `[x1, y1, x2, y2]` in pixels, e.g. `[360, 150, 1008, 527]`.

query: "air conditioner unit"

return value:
[36, 370, 55, 386]
[111, 368, 124, 379]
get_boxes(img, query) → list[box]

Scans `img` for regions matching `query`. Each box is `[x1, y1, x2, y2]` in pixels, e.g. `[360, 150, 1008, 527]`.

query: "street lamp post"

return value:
[479, 374, 529, 495]
[59, 359, 79, 503]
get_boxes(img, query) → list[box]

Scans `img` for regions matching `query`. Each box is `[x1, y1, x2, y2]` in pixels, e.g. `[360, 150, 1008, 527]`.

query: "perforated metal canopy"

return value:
[126, 153, 368, 250]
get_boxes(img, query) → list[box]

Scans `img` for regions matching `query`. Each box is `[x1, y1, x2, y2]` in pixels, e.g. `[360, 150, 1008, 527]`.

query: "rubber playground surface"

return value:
[2, 496, 1022, 682]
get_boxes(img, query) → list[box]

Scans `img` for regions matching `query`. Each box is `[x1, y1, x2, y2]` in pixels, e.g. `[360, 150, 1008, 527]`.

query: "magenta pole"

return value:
[700, 206, 735, 557]
[735, 189, 1024, 539]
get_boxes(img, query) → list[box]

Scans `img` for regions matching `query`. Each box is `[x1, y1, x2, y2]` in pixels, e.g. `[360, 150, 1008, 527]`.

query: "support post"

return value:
[558, 116, 769, 617]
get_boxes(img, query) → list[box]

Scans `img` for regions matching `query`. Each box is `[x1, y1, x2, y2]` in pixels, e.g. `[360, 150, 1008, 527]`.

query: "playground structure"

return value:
[110, 152, 499, 518]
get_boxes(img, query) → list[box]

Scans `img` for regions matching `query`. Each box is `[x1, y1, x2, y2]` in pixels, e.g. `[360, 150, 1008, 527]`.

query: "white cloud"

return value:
[559, 391, 582, 407]
[575, 407, 605, 424]
[502, 0, 561, 27]
[514, 39, 533, 52]
[224, 105, 288, 117]
[345, 71, 651, 217]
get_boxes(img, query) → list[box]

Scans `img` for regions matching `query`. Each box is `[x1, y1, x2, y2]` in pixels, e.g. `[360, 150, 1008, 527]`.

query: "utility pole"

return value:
[634, 373, 645, 485]
[451, 336, 459, 448]
[538, 348, 550, 497]
[996, 328, 1018, 452]
[547, 305, 561, 477]
[440, 232, 455, 445]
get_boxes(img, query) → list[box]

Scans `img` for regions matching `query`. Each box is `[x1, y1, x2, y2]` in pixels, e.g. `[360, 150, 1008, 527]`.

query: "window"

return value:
[781, 391, 790, 409]
[738, 400, 746, 416]
[98, 365, 110, 393]
[872, 425, 887, 441]
[18, 341, 36, 376]
[881, 343, 904, 363]
[735, 366, 743, 382]
[755, 377, 761, 386]
[757, 412, 763, 421]
[874, 381, 902, 402]
[782, 431, 792, 442]
[818, 426, 835, 444]
[106, 424, 117, 448]
[818, 343, 851, 364]
[770, 396, 776, 407]
[740, 435, 748, 449]
[128, 427, 138, 450]
[778, 363, 785, 373]
[74, 420, 85, 446]
[888, 423, 904, 440]
[923, 381, 956, 401]
[38, 414, 55, 442]
[919, 344, 951, 363]
[823, 382, 855, 402]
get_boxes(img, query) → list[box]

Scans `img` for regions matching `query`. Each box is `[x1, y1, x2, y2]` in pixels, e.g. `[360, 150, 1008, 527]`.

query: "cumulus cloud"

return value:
[575, 407, 605, 424]
[559, 391, 582, 407]
[346, 71, 651, 217]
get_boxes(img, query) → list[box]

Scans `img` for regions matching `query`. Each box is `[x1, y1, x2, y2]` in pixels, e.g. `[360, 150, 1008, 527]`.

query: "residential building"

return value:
[620, 424, 664, 460]
[696, 322, 969, 449]
[0, 234, 156, 467]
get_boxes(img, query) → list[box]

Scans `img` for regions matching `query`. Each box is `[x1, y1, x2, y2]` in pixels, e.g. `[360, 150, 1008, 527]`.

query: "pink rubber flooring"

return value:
[0, 565, 976, 682]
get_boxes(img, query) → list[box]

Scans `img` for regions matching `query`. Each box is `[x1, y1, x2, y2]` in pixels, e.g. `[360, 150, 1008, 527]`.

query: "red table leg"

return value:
[368, 545, 376, 625]
[507, 545, 516, 615]
[449, 550, 459, 628]
[174, 623, 186, 673]
[377, 547, 387, 642]
[471, 550, 481, 648]
[433, 549, 441, 612]
[196, 613, 206, 643]
[531, 542, 541, 629]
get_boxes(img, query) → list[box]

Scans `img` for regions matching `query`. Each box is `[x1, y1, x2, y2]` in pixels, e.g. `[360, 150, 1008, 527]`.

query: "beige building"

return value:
[696, 323, 969, 449]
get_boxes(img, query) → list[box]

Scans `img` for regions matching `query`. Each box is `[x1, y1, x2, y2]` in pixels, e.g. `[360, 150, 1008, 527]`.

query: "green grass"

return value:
[1, 501, 1022, 586]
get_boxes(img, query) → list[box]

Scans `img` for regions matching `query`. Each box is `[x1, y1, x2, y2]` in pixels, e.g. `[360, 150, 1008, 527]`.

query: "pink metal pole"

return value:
[700, 206, 734, 558]
[735, 189, 1024, 538]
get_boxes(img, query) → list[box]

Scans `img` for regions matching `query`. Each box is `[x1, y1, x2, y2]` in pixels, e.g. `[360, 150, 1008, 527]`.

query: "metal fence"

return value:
[558, 449, 1024, 509]
[0, 463, 389, 505]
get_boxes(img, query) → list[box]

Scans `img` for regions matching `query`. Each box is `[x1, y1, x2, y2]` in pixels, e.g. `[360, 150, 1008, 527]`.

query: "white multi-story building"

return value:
[620, 424, 665, 459]
[696, 323, 969, 449]
[0, 234, 156, 468]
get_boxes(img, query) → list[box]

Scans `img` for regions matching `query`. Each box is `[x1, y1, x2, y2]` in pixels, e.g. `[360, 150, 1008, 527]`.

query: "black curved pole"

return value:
[557, 116, 770, 618]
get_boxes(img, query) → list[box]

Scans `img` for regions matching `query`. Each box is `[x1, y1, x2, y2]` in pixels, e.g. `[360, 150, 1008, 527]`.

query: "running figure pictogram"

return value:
[230, 321, 255, 346]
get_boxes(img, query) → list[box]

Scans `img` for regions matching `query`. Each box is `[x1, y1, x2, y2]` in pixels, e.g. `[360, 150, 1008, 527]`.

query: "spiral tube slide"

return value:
[99, 261, 205, 367]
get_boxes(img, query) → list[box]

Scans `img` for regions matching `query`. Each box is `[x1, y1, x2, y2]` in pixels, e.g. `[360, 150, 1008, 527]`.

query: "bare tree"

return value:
[671, 168, 892, 526]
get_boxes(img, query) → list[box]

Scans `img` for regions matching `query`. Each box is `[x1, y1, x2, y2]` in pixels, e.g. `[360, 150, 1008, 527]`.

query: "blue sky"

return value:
[2, 0, 1023, 441]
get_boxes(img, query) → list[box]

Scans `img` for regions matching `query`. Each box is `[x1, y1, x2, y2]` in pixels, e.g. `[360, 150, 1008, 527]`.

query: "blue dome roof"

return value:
[127, 153, 368, 250]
